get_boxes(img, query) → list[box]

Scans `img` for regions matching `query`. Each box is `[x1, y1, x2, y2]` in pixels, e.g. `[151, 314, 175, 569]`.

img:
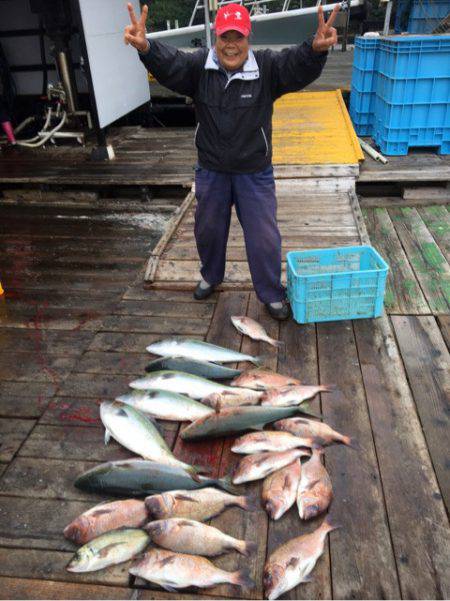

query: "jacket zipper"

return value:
[194, 123, 200, 145]
[261, 126, 269, 157]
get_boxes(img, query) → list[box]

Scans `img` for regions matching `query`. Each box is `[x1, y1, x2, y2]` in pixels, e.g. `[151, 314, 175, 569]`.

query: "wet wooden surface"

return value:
[0, 191, 449, 599]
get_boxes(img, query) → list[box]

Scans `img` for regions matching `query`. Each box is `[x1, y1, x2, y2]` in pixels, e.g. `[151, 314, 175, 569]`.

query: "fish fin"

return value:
[104, 429, 111, 445]
[323, 512, 342, 533]
[233, 568, 255, 590]
[217, 474, 241, 495]
[303, 478, 321, 491]
[174, 493, 199, 503]
[160, 582, 178, 593]
[302, 575, 314, 583]
[243, 540, 257, 557]
[186, 467, 203, 483]
[250, 423, 266, 431]
[344, 436, 358, 450]
[238, 494, 258, 511]
[297, 404, 322, 419]
[251, 353, 269, 366]
[321, 384, 337, 393]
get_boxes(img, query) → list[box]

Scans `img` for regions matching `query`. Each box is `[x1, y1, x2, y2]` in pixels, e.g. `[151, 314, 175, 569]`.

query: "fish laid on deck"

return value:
[297, 448, 333, 520]
[262, 459, 302, 521]
[274, 416, 353, 447]
[145, 356, 242, 380]
[231, 430, 313, 454]
[261, 384, 335, 406]
[147, 338, 262, 364]
[145, 518, 256, 557]
[100, 401, 202, 477]
[202, 389, 263, 412]
[129, 370, 256, 400]
[129, 548, 255, 591]
[231, 368, 302, 390]
[231, 315, 284, 348]
[116, 389, 213, 421]
[145, 487, 255, 521]
[181, 404, 316, 441]
[264, 517, 339, 599]
[64, 499, 148, 545]
[66, 528, 150, 573]
[75, 460, 238, 497]
[232, 449, 310, 484]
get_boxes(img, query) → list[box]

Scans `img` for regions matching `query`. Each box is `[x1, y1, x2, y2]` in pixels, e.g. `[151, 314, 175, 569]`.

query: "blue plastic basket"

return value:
[287, 246, 389, 324]
[350, 37, 381, 136]
[408, 0, 450, 33]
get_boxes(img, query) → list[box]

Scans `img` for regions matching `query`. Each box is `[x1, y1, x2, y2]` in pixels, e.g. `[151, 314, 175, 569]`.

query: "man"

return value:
[125, 2, 338, 320]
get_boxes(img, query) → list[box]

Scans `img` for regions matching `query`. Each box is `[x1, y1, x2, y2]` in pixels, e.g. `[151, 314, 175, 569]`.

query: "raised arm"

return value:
[124, 3, 204, 98]
[268, 4, 340, 99]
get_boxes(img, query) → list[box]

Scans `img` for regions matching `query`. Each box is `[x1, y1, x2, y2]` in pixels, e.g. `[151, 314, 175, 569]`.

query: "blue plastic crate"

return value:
[350, 37, 381, 137]
[286, 246, 389, 324]
[408, 0, 450, 33]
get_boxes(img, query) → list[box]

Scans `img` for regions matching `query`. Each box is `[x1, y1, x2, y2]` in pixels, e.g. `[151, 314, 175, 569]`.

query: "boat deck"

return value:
[0, 182, 449, 599]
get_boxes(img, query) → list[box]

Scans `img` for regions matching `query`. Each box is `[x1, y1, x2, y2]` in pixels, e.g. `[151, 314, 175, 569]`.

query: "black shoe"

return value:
[265, 301, 291, 321]
[193, 281, 216, 300]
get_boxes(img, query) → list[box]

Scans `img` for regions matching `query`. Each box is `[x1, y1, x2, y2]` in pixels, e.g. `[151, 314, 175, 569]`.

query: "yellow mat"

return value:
[272, 90, 364, 165]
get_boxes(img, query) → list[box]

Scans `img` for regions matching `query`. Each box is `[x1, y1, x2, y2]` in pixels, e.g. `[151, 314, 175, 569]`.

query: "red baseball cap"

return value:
[214, 3, 252, 37]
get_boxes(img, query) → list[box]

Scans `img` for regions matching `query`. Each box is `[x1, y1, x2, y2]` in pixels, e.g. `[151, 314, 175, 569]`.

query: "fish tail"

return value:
[232, 567, 255, 590]
[342, 435, 358, 450]
[297, 403, 322, 419]
[185, 465, 204, 482]
[269, 338, 285, 350]
[320, 384, 337, 393]
[240, 540, 257, 557]
[252, 354, 268, 366]
[238, 494, 258, 512]
[217, 474, 241, 495]
[322, 512, 342, 534]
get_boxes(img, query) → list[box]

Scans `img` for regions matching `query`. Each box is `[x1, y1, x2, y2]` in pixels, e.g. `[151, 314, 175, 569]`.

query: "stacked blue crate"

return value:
[408, 0, 450, 33]
[349, 37, 380, 136]
[373, 35, 450, 155]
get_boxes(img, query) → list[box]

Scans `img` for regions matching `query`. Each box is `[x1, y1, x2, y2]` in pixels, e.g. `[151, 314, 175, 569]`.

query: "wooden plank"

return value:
[208, 294, 273, 600]
[403, 185, 450, 201]
[0, 548, 130, 587]
[100, 315, 209, 335]
[274, 164, 359, 178]
[317, 321, 400, 599]
[359, 195, 450, 208]
[55, 374, 131, 399]
[391, 316, 450, 514]
[0, 381, 57, 400]
[359, 153, 450, 182]
[0, 397, 53, 419]
[437, 315, 450, 350]
[390, 207, 450, 314]
[266, 319, 331, 600]
[0, 418, 36, 463]
[88, 332, 166, 353]
[0, 577, 135, 600]
[0, 353, 77, 383]
[74, 352, 149, 376]
[0, 496, 92, 551]
[123, 286, 218, 302]
[0, 307, 104, 331]
[418, 206, 450, 262]
[113, 300, 215, 319]
[0, 457, 105, 502]
[363, 207, 429, 314]
[0, 329, 94, 356]
[354, 317, 450, 599]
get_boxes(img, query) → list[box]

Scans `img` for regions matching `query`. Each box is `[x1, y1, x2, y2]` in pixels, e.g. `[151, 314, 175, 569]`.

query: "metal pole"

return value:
[383, 0, 393, 35]
[204, 1, 212, 48]
[342, 1, 351, 52]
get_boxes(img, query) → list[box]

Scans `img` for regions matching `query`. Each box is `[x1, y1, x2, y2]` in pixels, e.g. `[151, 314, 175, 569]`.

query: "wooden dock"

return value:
[0, 125, 449, 600]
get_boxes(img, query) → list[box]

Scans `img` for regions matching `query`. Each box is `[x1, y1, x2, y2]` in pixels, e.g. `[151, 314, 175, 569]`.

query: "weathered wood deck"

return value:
[0, 175, 449, 599]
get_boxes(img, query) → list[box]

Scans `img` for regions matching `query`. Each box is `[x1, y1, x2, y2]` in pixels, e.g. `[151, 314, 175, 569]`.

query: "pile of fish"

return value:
[67, 315, 354, 598]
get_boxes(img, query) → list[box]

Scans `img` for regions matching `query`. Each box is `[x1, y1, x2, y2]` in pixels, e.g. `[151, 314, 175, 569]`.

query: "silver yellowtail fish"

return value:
[75, 460, 238, 497]
[146, 338, 262, 364]
[145, 356, 242, 380]
[66, 528, 149, 573]
[231, 316, 284, 349]
[264, 517, 340, 599]
[100, 401, 201, 477]
[64, 499, 148, 545]
[145, 518, 256, 557]
[116, 389, 213, 422]
[129, 370, 252, 400]
[232, 449, 310, 485]
[129, 548, 255, 591]
[145, 488, 255, 522]
[181, 405, 317, 441]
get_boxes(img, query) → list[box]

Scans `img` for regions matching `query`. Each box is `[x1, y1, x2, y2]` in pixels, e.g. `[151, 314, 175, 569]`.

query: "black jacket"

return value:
[140, 39, 327, 173]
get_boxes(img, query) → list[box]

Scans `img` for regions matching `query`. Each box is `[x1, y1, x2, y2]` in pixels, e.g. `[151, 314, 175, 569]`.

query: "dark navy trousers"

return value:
[194, 166, 286, 304]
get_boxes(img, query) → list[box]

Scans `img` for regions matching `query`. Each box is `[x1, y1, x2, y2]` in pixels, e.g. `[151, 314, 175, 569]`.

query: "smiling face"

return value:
[215, 30, 249, 71]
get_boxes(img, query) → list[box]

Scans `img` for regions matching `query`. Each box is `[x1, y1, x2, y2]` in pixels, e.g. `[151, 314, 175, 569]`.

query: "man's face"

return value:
[215, 30, 249, 71]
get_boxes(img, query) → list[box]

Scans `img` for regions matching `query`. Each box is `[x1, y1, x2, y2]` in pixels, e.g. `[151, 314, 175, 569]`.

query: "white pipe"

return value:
[358, 138, 388, 164]
[16, 112, 67, 148]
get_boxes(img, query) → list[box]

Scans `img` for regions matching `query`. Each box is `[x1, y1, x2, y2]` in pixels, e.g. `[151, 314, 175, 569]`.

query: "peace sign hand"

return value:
[312, 5, 340, 53]
[124, 2, 149, 53]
